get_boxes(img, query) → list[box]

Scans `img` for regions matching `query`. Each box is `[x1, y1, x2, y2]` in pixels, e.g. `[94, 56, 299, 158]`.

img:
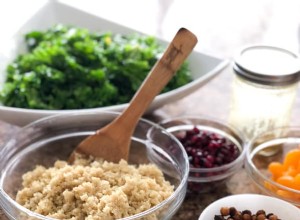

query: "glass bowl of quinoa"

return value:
[0, 111, 189, 220]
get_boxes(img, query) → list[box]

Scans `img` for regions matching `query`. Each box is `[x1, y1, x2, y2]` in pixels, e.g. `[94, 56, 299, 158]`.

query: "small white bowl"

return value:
[199, 194, 300, 220]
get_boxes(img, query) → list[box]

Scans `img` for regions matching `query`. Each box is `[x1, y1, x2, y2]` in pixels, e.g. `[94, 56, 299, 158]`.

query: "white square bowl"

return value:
[0, 0, 228, 126]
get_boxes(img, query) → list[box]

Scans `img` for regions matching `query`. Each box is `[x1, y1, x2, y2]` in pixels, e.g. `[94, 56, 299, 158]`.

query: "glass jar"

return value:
[228, 45, 300, 155]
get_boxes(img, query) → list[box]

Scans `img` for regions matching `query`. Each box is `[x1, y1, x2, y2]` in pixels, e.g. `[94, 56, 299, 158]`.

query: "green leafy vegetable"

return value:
[0, 24, 192, 110]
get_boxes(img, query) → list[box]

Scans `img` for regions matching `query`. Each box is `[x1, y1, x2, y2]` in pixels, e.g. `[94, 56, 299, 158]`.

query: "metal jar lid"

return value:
[233, 45, 300, 86]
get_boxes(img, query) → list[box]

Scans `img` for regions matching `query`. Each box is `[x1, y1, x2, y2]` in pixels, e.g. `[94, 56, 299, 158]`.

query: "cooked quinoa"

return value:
[16, 157, 174, 220]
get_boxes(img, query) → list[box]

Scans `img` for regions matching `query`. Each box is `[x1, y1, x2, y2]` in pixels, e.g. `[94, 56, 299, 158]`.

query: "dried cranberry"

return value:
[174, 126, 240, 169]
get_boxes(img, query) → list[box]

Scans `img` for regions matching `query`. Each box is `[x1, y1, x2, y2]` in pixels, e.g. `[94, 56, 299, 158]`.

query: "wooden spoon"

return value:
[69, 28, 198, 163]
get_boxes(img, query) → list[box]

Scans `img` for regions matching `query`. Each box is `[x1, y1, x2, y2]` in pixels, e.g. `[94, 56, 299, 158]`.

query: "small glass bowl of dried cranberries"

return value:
[159, 115, 246, 193]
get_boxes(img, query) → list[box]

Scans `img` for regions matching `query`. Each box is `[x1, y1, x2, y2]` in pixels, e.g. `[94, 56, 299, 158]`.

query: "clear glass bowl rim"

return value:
[0, 111, 190, 220]
[245, 126, 300, 197]
[158, 115, 247, 173]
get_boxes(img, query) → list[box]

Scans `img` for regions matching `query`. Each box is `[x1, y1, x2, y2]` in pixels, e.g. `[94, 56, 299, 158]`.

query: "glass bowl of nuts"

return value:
[159, 115, 246, 193]
[245, 126, 300, 207]
[199, 194, 300, 220]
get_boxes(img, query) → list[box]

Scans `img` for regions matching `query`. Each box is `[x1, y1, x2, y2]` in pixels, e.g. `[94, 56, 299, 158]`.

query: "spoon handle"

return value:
[117, 28, 198, 126]
[70, 28, 198, 163]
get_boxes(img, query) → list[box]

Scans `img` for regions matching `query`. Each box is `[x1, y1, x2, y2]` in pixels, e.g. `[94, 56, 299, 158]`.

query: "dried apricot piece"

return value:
[293, 174, 300, 190]
[266, 148, 300, 201]
[284, 166, 298, 177]
[268, 162, 284, 180]
[277, 175, 294, 188]
[297, 160, 300, 172]
[283, 149, 300, 169]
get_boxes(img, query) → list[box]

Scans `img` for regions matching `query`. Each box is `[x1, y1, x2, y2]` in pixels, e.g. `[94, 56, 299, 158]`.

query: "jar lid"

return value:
[233, 45, 300, 85]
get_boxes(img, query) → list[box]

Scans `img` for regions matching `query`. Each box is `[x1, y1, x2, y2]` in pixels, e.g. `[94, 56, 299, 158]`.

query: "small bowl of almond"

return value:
[199, 194, 300, 220]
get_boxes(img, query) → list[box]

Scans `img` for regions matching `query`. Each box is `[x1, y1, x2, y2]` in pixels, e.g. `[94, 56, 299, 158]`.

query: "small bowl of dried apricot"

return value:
[245, 127, 300, 207]
[199, 194, 300, 220]
[159, 115, 246, 193]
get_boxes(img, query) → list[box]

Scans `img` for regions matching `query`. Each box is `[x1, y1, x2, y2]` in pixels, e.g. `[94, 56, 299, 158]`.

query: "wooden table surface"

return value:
[1, 0, 300, 219]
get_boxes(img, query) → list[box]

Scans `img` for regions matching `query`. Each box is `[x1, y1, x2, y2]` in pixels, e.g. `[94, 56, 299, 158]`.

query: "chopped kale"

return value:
[0, 24, 192, 109]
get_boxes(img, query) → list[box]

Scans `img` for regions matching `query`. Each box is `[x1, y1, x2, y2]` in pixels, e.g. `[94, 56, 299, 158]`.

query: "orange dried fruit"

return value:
[277, 175, 294, 188]
[293, 174, 300, 190]
[283, 149, 300, 169]
[268, 162, 284, 180]
[297, 160, 300, 172]
[284, 166, 298, 177]
[266, 148, 300, 201]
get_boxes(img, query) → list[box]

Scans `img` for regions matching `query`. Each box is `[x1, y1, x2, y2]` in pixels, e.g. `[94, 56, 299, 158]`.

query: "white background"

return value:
[0, 0, 299, 59]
